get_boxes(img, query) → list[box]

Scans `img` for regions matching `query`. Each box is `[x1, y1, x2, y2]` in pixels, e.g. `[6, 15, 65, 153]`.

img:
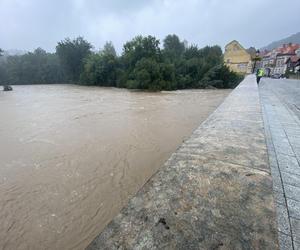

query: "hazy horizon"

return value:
[1, 0, 300, 53]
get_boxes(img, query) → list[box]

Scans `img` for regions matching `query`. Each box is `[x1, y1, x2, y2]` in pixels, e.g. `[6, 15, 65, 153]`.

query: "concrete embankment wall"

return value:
[87, 75, 278, 249]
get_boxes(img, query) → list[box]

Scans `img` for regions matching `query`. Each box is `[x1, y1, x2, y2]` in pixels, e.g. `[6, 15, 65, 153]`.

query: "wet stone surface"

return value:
[260, 78, 300, 250]
[87, 75, 278, 250]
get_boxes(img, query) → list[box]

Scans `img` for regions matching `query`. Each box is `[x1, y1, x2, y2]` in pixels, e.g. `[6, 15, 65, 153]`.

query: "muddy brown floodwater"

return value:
[0, 85, 230, 250]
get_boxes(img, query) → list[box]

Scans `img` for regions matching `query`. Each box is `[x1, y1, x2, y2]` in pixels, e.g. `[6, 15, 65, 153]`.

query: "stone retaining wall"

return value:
[87, 75, 278, 250]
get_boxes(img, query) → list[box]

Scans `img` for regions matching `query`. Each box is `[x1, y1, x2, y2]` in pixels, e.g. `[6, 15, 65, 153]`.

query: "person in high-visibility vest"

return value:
[256, 68, 264, 84]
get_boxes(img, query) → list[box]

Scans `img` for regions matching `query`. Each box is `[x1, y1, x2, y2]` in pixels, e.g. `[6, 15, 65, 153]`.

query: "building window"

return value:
[237, 63, 247, 71]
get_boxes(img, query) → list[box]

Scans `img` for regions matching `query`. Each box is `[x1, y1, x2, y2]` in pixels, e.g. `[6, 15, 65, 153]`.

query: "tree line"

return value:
[0, 35, 243, 90]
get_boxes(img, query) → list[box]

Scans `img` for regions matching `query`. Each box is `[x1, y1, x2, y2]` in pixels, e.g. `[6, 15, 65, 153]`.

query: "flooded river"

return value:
[0, 85, 230, 250]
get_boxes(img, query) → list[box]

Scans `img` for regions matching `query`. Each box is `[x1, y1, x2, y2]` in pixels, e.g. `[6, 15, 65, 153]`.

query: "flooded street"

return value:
[0, 85, 230, 250]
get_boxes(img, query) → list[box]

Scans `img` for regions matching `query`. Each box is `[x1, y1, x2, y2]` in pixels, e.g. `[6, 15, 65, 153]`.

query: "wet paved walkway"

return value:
[260, 78, 300, 250]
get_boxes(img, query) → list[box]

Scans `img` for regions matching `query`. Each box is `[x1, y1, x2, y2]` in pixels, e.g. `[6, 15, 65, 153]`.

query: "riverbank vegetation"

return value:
[0, 35, 243, 90]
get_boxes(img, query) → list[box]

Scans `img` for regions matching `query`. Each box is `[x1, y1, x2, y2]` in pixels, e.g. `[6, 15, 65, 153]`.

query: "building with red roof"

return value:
[286, 55, 300, 74]
[260, 43, 300, 76]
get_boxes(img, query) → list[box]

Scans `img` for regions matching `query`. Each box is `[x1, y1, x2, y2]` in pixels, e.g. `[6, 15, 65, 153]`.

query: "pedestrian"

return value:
[256, 68, 264, 85]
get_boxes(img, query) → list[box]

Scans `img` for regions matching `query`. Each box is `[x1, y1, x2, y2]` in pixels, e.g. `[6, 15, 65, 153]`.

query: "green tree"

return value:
[102, 41, 117, 57]
[122, 35, 161, 70]
[128, 59, 176, 91]
[56, 37, 92, 82]
[0, 48, 3, 57]
[2, 48, 65, 85]
[121, 35, 162, 87]
[130, 58, 161, 90]
[176, 45, 224, 88]
[80, 42, 118, 86]
[184, 45, 200, 59]
[162, 34, 185, 62]
[0, 35, 243, 90]
[202, 64, 243, 89]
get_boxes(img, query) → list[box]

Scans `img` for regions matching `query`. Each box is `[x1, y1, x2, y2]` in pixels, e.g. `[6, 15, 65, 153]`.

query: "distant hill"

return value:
[261, 32, 300, 51]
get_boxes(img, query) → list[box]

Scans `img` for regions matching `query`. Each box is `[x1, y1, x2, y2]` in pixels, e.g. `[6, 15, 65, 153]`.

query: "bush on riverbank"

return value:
[0, 35, 243, 89]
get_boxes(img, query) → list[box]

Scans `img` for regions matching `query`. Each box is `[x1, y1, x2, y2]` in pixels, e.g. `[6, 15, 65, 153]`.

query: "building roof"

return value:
[277, 52, 295, 57]
[290, 56, 300, 63]
[260, 50, 269, 57]
[225, 40, 247, 51]
[276, 43, 300, 55]
[261, 43, 300, 58]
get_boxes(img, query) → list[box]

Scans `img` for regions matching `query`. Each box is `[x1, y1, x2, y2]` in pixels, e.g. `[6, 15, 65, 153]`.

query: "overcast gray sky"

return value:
[1, 0, 300, 53]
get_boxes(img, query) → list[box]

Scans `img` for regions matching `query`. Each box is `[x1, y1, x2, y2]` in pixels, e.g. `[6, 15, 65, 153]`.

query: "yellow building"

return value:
[224, 40, 253, 74]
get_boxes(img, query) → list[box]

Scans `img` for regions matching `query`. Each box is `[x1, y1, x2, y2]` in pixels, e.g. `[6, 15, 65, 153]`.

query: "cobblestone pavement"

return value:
[260, 78, 300, 250]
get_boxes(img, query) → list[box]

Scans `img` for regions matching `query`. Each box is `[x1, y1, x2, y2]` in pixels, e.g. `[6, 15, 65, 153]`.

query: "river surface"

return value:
[0, 85, 230, 250]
